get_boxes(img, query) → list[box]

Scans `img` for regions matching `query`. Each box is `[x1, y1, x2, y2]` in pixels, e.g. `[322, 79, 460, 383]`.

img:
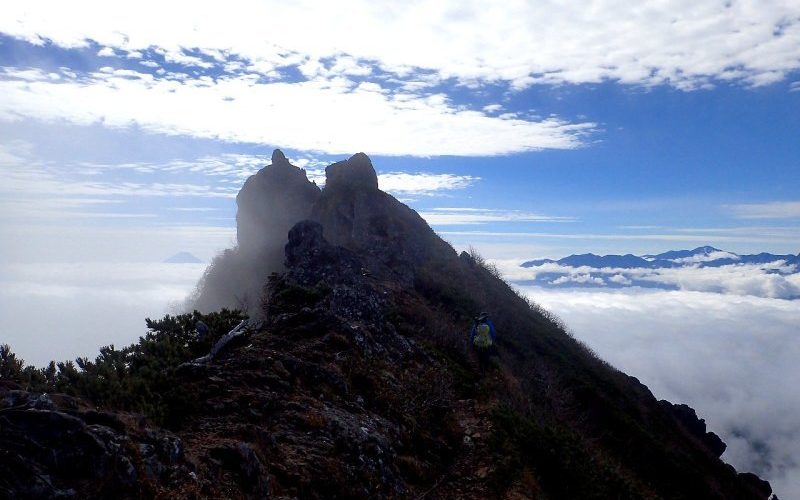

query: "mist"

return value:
[188, 150, 321, 315]
[0, 261, 206, 366]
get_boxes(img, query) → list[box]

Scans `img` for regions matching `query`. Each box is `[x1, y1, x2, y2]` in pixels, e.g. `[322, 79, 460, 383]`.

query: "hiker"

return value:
[470, 312, 496, 373]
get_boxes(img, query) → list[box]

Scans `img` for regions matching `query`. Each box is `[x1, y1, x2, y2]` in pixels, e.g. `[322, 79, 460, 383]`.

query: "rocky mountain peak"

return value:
[271, 148, 290, 167]
[191, 150, 321, 312]
[234, 150, 321, 253]
[2, 147, 774, 499]
[325, 152, 379, 191]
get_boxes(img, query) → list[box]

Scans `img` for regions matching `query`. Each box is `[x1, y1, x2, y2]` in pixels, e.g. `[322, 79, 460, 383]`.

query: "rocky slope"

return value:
[1, 151, 774, 499]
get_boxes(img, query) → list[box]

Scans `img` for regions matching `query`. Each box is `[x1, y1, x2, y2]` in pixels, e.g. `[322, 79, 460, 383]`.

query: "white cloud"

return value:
[96, 46, 115, 57]
[726, 201, 800, 219]
[608, 273, 632, 285]
[169, 207, 219, 212]
[551, 273, 604, 286]
[668, 250, 740, 264]
[517, 287, 800, 498]
[0, 160, 239, 203]
[0, 67, 592, 156]
[421, 208, 576, 225]
[0, 139, 33, 163]
[2, 1, 799, 90]
[378, 172, 478, 196]
[496, 259, 800, 300]
[670, 226, 800, 237]
[0, 262, 207, 366]
[644, 262, 800, 298]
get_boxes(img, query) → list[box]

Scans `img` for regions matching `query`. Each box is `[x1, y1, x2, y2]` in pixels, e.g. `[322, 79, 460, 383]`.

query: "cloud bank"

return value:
[3, 1, 799, 89]
[3, 1, 799, 156]
[0, 66, 591, 157]
[497, 260, 800, 299]
[0, 262, 207, 367]
[517, 287, 800, 499]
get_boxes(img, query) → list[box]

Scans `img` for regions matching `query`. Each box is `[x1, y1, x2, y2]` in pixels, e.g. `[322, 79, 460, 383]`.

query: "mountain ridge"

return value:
[0, 151, 774, 499]
[518, 246, 799, 297]
[523, 246, 799, 270]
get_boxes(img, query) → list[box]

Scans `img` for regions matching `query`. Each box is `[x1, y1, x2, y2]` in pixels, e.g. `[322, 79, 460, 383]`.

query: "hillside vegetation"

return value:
[0, 151, 773, 499]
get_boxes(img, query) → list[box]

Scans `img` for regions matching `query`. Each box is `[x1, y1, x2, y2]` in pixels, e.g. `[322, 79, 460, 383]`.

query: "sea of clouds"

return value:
[501, 259, 800, 299]
[1, 255, 797, 497]
[0, 262, 206, 367]
[515, 286, 800, 498]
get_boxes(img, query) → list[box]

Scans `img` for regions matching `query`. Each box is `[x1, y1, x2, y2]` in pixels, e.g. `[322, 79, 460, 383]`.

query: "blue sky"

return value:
[2, 5, 800, 493]
[1, 1, 799, 262]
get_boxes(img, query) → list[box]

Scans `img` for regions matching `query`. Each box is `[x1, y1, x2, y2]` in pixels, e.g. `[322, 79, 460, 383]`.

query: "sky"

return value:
[1, 1, 799, 496]
[1, 1, 799, 262]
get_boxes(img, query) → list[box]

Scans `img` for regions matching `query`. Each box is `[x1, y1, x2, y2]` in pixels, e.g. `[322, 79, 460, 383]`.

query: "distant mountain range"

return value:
[522, 246, 799, 270]
[517, 246, 800, 297]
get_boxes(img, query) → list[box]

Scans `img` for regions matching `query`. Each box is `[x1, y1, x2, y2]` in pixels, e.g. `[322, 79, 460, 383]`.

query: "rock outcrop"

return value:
[660, 400, 727, 457]
[236, 149, 321, 253]
[310, 152, 456, 286]
[0, 386, 194, 498]
[191, 149, 320, 313]
[1, 150, 774, 499]
[324, 152, 379, 191]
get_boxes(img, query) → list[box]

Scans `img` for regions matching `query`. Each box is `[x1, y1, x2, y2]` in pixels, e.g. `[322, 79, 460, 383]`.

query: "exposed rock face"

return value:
[324, 152, 379, 191]
[285, 220, 362, 287]
[310, 152, 456, 286]
[0, 387, 193, 498]
[195, 150, 451, 310]
[660, 400, 727, 457]
[191, 149, 320, 313]
[236, 149, 321, 253]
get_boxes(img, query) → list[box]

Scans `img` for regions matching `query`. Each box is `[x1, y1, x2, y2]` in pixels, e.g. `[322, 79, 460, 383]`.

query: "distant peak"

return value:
[163, 251, 202, 264]
[271, 149, 289, 166]
[693, 246, 721, 254]
[325, 152, 379, 191]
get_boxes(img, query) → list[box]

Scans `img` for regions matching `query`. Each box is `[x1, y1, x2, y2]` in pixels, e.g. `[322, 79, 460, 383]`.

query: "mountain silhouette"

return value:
[0, 151, 773, 499]
[520, 246, 799, 296]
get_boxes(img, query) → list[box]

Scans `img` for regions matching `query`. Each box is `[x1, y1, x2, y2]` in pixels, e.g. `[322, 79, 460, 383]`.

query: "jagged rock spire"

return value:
[325, 152, 379, 191]
[271, 148, 289, 166]
[234, 150, 321, 253]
